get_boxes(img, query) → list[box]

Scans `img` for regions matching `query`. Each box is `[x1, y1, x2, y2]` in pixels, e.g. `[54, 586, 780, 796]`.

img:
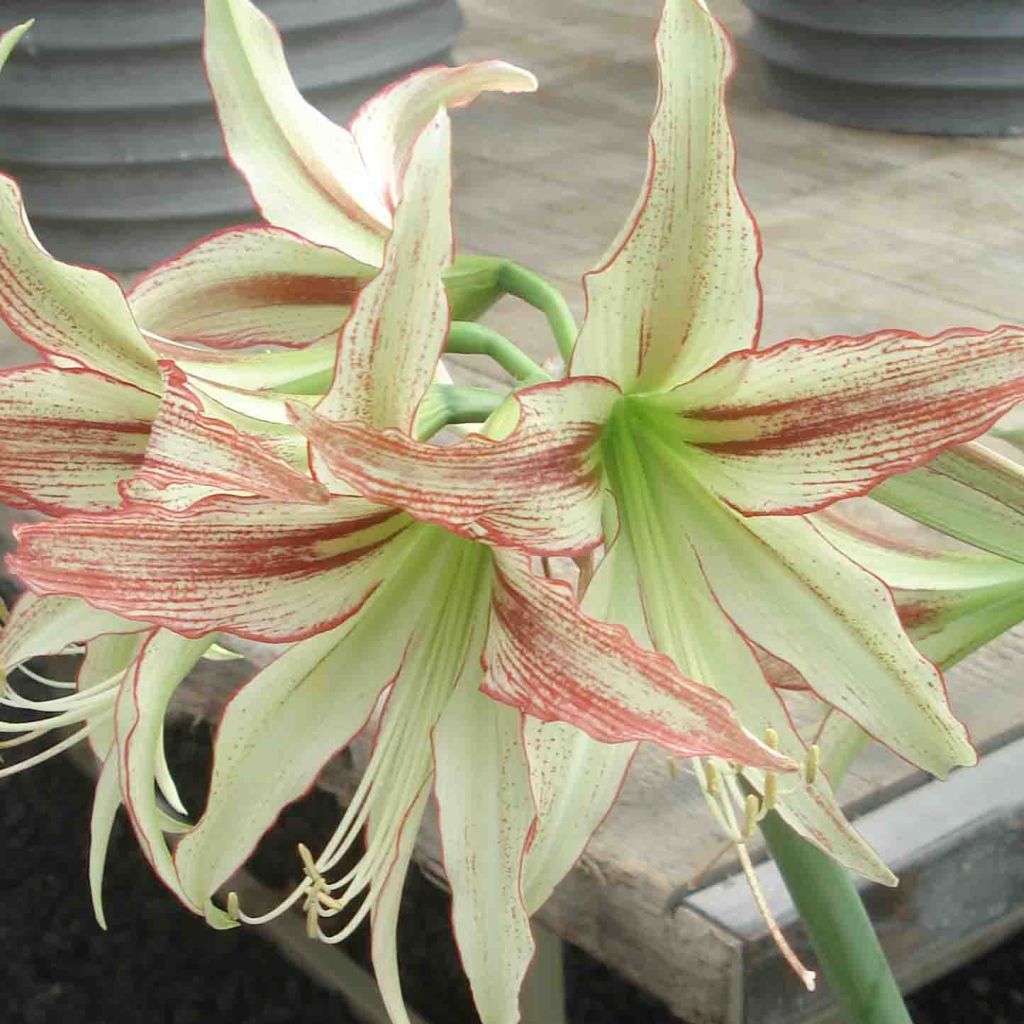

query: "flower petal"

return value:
[129, 225, 373, 350]
[316, 109, 453, 433]
[351, 61, 537, 213]
[570, 0, 760, 392]
[370, 787, 430, 1024]
[0, 175, 158, 389]
[114, 630, 231, 922]
[814, 509, 1024, 669]
[518, 526, 644, 910]
[0, 590, 144, 671]
[89, 752, 122, 930]
[204, 0, 388, 262]
[205, 0, 533, 265]
[294, 378, 618, 557]
[10, 496, 410, 642]
[484, 551, 791, 770]
[0, 20, 31, 71]
[664, 326, 1024, 515]
[173, 615, 406, 909]
[873, 442, 1024, 566]
[433, 657, 535, 1024]
[79, 631, 148, 762]
[582, 490, 892, 881]
[0, 364, 157, 514]
[520, 720, 633, 912]
[667, 471, 975, 777]
[139, 364, 326, 506]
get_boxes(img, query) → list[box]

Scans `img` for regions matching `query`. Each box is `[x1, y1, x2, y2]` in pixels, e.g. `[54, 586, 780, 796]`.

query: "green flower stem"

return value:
[758, 811, 912, 1024]
[497, 261, 578, 364]
[415, 384, 506, 440]
[446, 321, 551, 385]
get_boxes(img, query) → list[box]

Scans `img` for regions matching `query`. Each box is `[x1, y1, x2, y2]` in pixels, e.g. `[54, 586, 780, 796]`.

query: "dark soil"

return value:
[2, 723, 1022, 1024]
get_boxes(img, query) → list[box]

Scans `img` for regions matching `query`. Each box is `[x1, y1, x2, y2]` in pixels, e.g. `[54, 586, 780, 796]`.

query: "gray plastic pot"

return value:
[0, 0, 462, 270]
[744, 0, 1024, 136]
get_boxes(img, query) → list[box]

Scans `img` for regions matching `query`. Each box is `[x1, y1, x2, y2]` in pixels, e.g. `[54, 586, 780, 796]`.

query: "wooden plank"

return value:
[687, 734, 1024, 1024]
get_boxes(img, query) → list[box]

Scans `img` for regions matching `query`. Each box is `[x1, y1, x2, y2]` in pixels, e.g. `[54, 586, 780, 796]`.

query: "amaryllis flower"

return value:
[288, 0, 1024, 879]
[9, 108, 789, 1024]
[128, 0, 536, 365]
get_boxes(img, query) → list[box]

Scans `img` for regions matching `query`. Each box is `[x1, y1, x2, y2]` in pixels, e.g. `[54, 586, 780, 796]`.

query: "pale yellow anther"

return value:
[704, 760, 721, 798]
[297, 841, 344, 926]
[226, 891, 240, 922]
[297, 842, 318, 876]
[667, 757, 679, 780]
[764, 727, 779, 750]
[805, 745, 820, 786]
[742, 793, 762, 839]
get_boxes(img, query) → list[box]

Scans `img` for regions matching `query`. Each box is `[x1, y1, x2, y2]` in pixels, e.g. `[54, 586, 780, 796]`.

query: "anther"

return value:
[227, 891, 240, 922]
[704, 760, 721, 798]
[297, 841, 344, 926]
[667, 757, 679, 780]
[742, 793, 762, 839]
[804, 744, 820, 786]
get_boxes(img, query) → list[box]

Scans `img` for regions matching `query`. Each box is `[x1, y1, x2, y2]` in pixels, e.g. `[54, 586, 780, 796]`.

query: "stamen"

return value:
[0, 728, 50, 749]
[297, 841, 345, 939]
[226, 891, 240, 922]
[667, 757, 679, 780]
[737, 843, 816, 992]
[16, 664, 78, 690]
[0, 719, 101, 778]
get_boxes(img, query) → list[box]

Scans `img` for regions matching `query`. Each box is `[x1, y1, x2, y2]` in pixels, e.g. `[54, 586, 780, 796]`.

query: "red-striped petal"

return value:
[483, 551, 792, 770]
[129, 225, 373, 351]
[570, 0, 760, 393]
[0, 364, 157, 513]
[315, 110, 454, 433]
[665, 325, 1024, 515]
[138, 364, 327, 505]
[9, 495, 411, 642]
[0, 175, 159, 390]
[294, 378, 617, 557]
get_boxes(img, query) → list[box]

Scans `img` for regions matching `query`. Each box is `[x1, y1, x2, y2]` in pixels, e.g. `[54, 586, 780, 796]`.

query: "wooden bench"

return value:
[168, 625, 1024, 1024]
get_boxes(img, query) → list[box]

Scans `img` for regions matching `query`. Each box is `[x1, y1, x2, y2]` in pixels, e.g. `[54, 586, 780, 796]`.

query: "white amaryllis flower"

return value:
[127, 0, 537, 375]
[8, 108, 790, 1024]
[288, 0, 1024, 884]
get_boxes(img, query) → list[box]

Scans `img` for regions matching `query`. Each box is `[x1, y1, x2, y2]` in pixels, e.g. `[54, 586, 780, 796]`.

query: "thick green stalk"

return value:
[758, 811, 912, 1024]
[498, 261, 578, 364]
[415, 384, 506, 440]
[446, 321, 550, 384]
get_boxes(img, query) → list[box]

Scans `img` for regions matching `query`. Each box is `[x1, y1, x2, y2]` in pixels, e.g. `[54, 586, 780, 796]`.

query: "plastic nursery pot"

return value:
[0, 0, 463, 271]
[743, 0, 1024, 136]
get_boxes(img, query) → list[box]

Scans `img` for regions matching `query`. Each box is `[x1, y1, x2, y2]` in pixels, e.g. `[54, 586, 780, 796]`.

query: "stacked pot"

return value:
[0, 0, 463, 270]
[744, 0, 1024, 136]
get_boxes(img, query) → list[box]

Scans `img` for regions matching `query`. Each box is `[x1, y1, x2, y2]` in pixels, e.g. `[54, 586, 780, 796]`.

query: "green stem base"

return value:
[759, 811, 912, 1024]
